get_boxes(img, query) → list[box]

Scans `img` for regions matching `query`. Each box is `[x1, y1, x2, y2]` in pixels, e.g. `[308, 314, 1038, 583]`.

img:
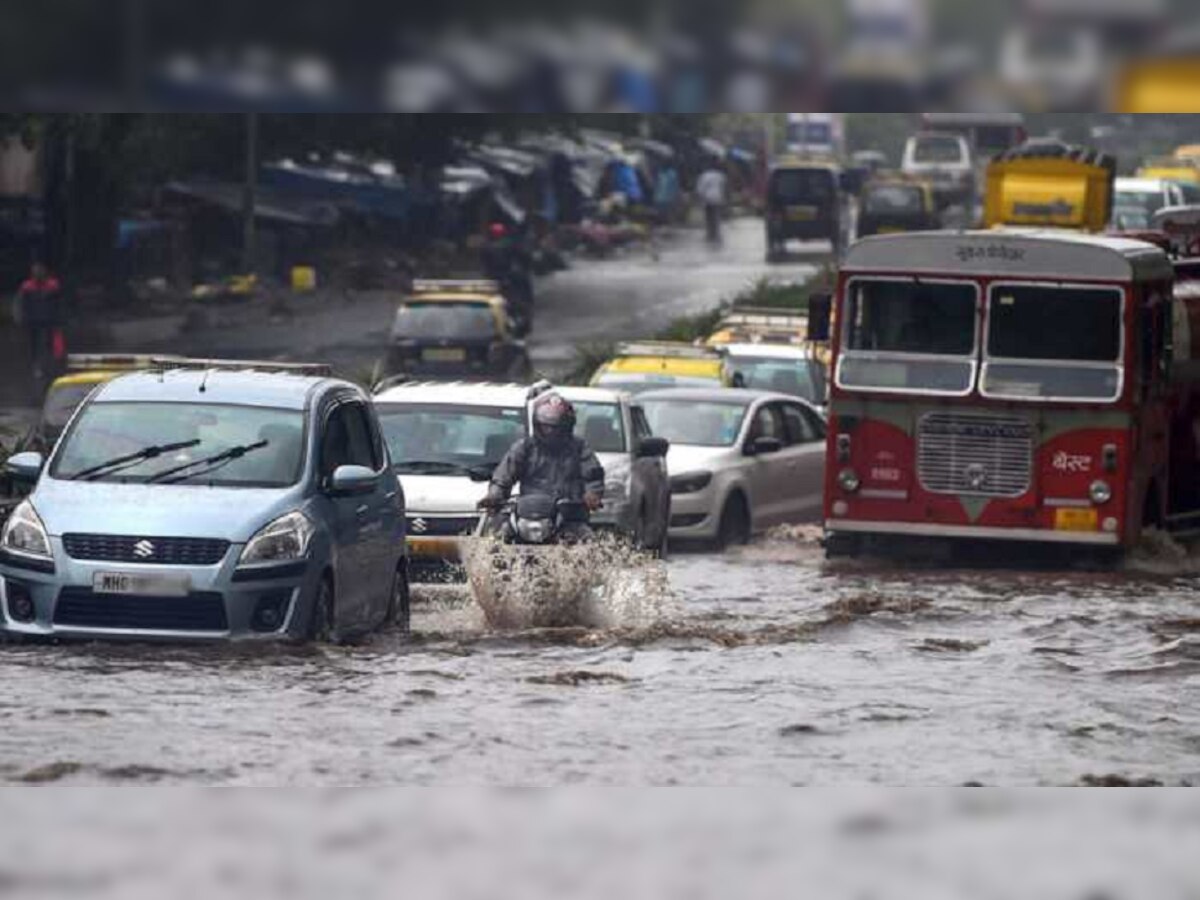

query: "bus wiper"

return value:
[70, 440, 202, 481]
[146, 440, 269, 485]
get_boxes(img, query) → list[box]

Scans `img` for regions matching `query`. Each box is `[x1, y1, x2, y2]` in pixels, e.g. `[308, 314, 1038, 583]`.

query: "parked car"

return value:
[372, 381, 531, 581]
[556, 386, 670, 555]
[638, 388, 826, 548]
[0, 361, 407, 641]
[901, 132, 974, 209]
[590, 342, 728, 395]
[377, 280, 531, 383]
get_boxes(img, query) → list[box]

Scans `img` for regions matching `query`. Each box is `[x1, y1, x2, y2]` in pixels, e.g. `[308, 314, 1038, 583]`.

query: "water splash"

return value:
[460, 532, 672, 631]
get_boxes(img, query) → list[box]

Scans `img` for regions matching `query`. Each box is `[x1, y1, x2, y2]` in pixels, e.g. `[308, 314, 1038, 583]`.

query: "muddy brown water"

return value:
[2, 534, 1199, 786]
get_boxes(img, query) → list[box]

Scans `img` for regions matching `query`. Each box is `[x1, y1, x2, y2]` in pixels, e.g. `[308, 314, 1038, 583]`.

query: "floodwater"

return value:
[2, 531, 1198, 787]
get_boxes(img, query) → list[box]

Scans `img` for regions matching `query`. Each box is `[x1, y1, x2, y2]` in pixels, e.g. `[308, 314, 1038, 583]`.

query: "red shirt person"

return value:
[12, 262, 64, 377]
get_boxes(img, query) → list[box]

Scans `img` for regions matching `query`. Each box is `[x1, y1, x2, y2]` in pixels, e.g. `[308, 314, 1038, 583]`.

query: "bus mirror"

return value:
[807, 293, 832, 342]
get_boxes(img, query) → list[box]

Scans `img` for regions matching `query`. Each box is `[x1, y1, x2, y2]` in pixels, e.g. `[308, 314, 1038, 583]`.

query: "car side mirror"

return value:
[807, 293, 832, 342]
[746, 436, 783, 457]
[5, 451, 45, 483]
[327, 464, 377, 496]
[637, 437, 669, 459]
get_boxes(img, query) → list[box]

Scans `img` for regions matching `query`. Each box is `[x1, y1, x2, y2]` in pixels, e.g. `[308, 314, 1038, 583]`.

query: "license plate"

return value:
[1054, 508, 1098, 532]
[93, 571, 190, 597]
[786, 206, 818, 221]
[423, 348, 466, 363]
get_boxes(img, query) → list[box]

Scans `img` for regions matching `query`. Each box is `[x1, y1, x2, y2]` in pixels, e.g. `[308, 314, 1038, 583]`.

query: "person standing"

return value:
[695, 160, 728, 245]
[12, 261, 63, 382]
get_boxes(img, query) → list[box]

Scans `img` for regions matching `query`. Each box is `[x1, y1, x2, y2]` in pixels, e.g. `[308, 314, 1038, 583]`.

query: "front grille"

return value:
[62, 534, 230, 566]
[54, 588, 228, 632]
[917, 412, 1033, 498]
[406, 516, 478, 537]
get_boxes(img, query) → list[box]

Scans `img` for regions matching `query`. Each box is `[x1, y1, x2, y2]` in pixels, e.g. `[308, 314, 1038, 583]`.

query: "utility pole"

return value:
[241, 112, 258, 274]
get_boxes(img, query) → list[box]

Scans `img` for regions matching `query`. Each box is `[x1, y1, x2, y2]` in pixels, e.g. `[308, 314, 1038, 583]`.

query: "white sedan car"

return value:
[638, 388, 826, 548]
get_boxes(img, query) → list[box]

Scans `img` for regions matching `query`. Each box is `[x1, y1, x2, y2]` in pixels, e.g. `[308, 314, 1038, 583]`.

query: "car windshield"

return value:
[640, 399, 748, 447]
[768, 169, 835, 204]
[838, 279, 977, 395]
[863, 185, 924, 214]
[983, 284, 1123, 401]
[393, 303, 496, 341]
[51, 402, 306, 487]
[1116, 188, 1166, 216]
[593, 373, 722, 395]
[913, 136, 965, 164]
[573, 402, 626, 453]
[727, 355, 823, 402]
[43, 382, 97, 430]
[1112, 204, 1151, 230]
[377, 403, 526, 473]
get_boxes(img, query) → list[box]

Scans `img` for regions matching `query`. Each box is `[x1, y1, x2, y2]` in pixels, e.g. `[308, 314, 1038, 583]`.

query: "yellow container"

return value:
[984, 152, 1114, 233]
[291, 266, 317, 292]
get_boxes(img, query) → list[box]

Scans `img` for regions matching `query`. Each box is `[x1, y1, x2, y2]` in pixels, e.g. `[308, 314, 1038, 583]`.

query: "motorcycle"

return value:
[476, 494, 591, 545]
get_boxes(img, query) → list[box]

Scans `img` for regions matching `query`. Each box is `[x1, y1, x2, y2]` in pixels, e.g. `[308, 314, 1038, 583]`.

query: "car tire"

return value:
[717, 495, 751, 550]
[310, 575, 337, 643]
[388, 563, 412, 634]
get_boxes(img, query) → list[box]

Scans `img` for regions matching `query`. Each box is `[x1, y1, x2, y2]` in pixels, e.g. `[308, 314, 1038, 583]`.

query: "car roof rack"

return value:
[411, 278, 501, 295]
[66, 353, 189, 371]
[718, 307, 809, 327]
[150, 357, 334, 377]
[614, 341, 721, 360]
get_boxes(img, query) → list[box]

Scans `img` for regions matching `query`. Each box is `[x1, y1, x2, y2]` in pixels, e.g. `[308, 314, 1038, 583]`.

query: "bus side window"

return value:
[1141, 292, 1170, 398]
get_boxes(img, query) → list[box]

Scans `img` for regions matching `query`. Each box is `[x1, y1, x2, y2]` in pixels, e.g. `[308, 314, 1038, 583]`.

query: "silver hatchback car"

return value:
[0, 362, 407, 641]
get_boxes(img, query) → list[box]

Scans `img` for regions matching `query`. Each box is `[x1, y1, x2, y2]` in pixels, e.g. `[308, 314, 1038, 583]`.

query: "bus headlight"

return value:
[1089, 480, 1112, 505]
[838, 469, 861, 493]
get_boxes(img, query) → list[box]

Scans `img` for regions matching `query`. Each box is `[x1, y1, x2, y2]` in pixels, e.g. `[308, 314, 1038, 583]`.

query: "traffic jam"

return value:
[4, 117, 1200, 652]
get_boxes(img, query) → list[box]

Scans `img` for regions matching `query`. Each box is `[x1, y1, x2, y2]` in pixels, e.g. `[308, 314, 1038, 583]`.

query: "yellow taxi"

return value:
[590, 342, 728, 395]
[378, 280, 531, 383]
[1137, 156, 1200, 190]
[706, 306, 831, 369]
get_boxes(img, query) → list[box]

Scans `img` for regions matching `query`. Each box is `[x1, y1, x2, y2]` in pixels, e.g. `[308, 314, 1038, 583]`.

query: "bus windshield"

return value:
[837, 279, 977, 395]
[983, 284, 1123, 402]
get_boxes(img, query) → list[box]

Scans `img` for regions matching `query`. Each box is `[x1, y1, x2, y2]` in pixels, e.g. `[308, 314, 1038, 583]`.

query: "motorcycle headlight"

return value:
[239, 511, 315, 566]
[1, 500, 52, 561]
[670, 472, 713, 495]
[517, 519, 553, 544]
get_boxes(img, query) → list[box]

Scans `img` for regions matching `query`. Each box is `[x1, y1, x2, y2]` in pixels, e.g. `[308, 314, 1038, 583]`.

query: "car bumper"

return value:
[667, 489, 720, 540]
[0, 540, 321, 641]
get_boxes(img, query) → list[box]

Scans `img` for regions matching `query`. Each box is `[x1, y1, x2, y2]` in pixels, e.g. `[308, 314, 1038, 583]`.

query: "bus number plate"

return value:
[1054, 508, 1098, 532]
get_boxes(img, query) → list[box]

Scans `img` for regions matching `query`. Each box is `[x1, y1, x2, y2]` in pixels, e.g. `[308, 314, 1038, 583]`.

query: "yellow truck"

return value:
[983, 141, 1116, 232]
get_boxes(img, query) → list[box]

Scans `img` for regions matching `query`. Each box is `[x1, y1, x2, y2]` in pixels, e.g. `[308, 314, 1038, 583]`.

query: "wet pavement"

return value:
[2, 534, 1198, 786]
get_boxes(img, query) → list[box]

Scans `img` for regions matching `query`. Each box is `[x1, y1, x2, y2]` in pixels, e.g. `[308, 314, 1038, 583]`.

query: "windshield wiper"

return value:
[146, 440, 269, 485]
[69, 440, 202, 482]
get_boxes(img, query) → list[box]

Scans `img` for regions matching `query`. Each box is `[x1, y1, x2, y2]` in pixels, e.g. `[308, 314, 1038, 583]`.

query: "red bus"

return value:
[821, 229, 1198, 556]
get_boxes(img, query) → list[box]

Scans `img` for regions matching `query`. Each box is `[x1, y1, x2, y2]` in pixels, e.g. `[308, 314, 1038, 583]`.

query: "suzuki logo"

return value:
[133, 539, 156, 560]
[410, 518, 428, 534]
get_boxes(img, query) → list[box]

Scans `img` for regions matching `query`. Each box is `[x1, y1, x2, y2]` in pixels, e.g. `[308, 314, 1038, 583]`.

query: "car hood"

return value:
[31, 478, 296, 542]
[399, 473, 490, 515]
[664, 444, 739, 477]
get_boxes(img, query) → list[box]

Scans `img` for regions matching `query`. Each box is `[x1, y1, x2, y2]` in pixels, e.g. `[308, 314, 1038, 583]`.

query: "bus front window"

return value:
[837, 279, 978, 395]
[982, 284, 1123, 402]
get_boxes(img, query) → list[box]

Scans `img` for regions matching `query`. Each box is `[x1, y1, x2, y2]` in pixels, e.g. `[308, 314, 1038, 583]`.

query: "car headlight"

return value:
[838, 469, 861, 493]
[1089, 480, 1112, 505]
[1, 500, 52, 560]
[239, 511, 315, 566]
[670, 471, 713, 495]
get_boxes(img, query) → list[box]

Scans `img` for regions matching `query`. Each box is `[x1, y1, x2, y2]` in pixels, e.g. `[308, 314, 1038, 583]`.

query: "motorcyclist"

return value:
[478, 392, 605, 540]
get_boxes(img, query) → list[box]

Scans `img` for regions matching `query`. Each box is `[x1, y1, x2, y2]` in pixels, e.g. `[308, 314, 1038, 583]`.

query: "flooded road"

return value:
[3, 536, 1198, 786]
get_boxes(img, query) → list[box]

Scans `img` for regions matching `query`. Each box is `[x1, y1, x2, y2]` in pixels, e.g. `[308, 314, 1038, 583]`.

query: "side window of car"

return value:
[631, 406, 653, 442]
[749, 403, 784, 442]
[320, 406, 352, 479]
[342, 403, 378, 470]
[801, 405, 827, 442]
[781, 403, 814, 445]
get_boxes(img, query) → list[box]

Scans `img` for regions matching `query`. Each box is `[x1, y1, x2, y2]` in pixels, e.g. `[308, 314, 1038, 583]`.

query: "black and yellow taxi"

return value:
[857, 178, 939, 238]
[379, 280, 532, 382]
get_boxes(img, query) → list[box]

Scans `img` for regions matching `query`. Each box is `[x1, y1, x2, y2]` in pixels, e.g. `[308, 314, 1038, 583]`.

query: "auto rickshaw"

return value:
[857, 178, 939, 238]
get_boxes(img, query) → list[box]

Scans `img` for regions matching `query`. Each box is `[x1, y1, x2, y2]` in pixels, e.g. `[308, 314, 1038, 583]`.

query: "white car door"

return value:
[779, 401, 828, 522]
